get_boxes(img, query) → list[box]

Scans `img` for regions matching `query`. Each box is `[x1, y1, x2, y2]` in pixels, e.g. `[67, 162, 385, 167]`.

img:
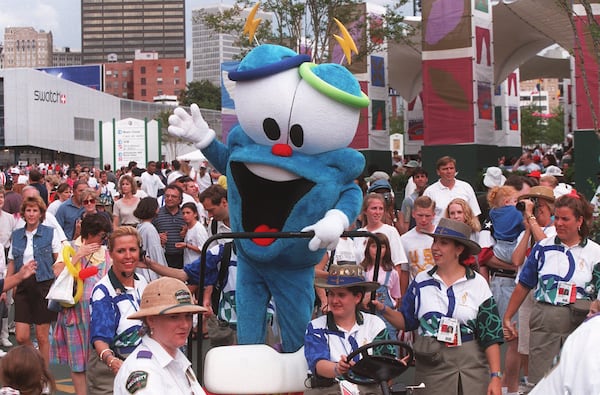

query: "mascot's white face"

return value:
[233, 68, 360, 156]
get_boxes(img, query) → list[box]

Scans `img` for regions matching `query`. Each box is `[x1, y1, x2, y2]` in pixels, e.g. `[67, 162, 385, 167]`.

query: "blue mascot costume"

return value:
[169, 44, 368, 353]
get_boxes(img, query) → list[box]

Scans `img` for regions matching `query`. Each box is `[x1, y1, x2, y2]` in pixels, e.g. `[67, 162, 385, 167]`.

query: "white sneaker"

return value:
[0, 339, 12, 347]
[0, 349, 6, 358]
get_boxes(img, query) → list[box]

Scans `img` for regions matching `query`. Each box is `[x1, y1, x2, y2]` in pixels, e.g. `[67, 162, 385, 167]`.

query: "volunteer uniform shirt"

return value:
[400, 228, 434, 280]
[518, 236, 600, 305]
[185, 244, 239, 324]
[304, 312, 392, 374]
[400, 266, 503, 348]
[90, 273, 148, 357]
[114, 335, 205, 395]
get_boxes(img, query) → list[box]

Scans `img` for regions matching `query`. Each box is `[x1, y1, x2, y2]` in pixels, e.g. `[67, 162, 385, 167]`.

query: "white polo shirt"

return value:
[423, 179, 481, 224]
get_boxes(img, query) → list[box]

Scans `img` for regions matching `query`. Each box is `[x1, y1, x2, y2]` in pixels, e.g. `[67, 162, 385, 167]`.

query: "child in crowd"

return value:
[0, 345, 56, 395]
[488, 186, 525, 263]
[360, 233, 401, 339]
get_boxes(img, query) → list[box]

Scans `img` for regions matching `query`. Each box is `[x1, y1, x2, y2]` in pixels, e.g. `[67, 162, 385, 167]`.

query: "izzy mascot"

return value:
[169, 44, 369, 353]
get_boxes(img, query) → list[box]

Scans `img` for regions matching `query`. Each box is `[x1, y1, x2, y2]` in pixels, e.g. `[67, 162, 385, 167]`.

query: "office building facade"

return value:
[81, 0, 185, 64]
[192, 5, 271, 86]
[2, 27, 53, 68]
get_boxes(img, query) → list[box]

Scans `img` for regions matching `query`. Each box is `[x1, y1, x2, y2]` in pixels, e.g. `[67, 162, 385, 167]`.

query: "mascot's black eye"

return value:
[290, 124, 304, 148]
[263, 118, 281, 141]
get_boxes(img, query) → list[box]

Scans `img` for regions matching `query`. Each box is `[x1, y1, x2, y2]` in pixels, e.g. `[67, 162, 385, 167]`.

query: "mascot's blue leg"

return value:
[236, 258, 270, 345]
[263, 266, 315, 353]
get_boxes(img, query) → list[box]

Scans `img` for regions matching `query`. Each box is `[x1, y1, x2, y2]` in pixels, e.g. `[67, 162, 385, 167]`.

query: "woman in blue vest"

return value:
[7, 196, 62, 366]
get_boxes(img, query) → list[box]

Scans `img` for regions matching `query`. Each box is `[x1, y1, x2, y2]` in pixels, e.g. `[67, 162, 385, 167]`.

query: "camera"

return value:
[516, 197, 538, 212]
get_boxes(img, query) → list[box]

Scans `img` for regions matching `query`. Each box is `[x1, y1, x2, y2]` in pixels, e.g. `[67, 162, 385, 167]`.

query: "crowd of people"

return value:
[0, 144, 596, 394]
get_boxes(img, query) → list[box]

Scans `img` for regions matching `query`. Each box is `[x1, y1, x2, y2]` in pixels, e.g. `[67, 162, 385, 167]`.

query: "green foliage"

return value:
[195, 0, 410, 64]
[520, 105, 565, 146]
[520, 106, 543, 145]
[178, 80, 222, 110]
[389, 116, 404, 135]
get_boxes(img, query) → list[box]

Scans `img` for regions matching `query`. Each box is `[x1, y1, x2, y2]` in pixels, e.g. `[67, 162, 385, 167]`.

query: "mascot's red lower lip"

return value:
[253, 224, 279, 246]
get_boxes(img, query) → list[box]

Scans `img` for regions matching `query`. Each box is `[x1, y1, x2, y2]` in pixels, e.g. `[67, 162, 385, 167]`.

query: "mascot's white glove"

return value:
[168, 103, 216, 150]
[302, 209, 349, 252]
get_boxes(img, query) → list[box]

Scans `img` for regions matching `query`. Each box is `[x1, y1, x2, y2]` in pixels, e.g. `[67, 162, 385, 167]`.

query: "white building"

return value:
[0, 68, 221, 167]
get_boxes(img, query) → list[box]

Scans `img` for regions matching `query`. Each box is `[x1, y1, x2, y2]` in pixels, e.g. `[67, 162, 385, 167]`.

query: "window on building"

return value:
[122, 70, 128, 77]
[156, 66, 162, 73]
[174, 78, 180, 85]
[141, 77, 146, 85]
[157, 77, 163, 84]
[141, 89, 147, 97]
[74, 117, 94, 141]
[140, 66, 146, 74]
[173, 66, 179, 73]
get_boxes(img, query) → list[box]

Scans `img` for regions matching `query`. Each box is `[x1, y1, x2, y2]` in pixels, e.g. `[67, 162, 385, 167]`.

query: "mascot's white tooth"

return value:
[245, 163, 299, 181]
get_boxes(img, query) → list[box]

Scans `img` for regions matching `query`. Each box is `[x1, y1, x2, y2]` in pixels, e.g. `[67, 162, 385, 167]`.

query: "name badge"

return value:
[437, 317, 461, 346]
[556, 281, 577, 304]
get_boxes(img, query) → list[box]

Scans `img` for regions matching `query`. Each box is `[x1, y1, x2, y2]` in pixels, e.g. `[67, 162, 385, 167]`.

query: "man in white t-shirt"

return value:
[140, 161, 165, 198]
[423, 156, 481, 224]
[400, 196, 435, 281]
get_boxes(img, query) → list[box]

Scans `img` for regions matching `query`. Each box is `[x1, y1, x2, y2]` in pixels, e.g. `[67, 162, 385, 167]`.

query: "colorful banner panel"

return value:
[423, 57, 474, 145]
[349, 81, 369, 149]
[371, 100, 386, 130]
[422, 0, 471, 51]
[371, 56, 385, 87]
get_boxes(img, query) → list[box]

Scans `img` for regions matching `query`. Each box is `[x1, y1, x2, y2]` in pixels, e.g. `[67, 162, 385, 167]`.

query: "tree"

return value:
[520, 106, 544, 145]
[178, 80, 222, 110]
[545, 105, 566, 144]
[195, 0, 411, 65]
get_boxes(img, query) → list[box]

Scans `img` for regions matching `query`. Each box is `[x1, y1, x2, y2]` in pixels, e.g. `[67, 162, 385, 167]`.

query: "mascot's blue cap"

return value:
[229, 44, 311, 81]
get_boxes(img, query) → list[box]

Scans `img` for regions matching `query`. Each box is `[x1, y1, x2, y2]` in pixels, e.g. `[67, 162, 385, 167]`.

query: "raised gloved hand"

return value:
[302, 209, 349, 251]
[168, 103, 216, 150]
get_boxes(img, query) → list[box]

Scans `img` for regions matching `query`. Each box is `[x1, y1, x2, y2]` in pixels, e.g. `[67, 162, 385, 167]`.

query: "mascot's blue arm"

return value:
[335, 182, 364, 226]
[202, 139, 230, 174]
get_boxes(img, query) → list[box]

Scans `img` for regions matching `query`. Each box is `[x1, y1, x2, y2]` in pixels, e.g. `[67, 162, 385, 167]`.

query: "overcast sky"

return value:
[0, 0, 403, 51]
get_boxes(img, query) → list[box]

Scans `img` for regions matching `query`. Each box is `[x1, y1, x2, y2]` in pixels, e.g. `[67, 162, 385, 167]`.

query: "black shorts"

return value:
[14, 277, 57, 324]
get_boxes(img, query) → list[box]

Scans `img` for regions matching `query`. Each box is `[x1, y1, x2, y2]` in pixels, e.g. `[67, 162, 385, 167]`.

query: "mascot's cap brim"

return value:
[229, 54, 311, 81]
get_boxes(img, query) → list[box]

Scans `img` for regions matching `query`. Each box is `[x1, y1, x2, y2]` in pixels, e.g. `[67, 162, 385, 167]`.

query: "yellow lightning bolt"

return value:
[333, 18, 358, 65]
[243, 2, 262, 44]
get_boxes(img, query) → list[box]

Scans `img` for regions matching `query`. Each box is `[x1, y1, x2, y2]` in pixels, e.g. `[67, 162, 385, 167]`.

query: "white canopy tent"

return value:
[176, 150, 206, 162]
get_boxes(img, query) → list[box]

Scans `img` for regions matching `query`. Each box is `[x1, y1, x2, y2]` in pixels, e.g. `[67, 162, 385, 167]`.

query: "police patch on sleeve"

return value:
[126, 371, 148, 394]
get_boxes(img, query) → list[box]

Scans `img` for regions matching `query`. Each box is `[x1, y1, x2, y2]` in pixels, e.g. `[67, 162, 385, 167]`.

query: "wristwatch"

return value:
[490, 371, 503, 379]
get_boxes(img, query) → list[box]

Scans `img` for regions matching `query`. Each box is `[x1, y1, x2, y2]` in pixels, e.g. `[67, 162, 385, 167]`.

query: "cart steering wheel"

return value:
[343, 340, 413, 386]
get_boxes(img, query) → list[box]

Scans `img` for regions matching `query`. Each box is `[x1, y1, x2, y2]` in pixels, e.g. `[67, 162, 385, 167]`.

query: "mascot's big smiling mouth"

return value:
[230, 161, 315, 246]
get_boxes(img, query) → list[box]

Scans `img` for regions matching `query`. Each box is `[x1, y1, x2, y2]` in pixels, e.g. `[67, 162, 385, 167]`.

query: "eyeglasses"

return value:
[83, 199, 96, 205]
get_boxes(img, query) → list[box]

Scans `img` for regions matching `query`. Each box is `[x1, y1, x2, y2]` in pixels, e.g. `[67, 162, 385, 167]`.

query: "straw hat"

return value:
[517, 186, 555, 203]
[483, 167, 506, 188]
[315, 264, 380, 292]
[422, 218, 481, 255]
[128, 277, 206, 319]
